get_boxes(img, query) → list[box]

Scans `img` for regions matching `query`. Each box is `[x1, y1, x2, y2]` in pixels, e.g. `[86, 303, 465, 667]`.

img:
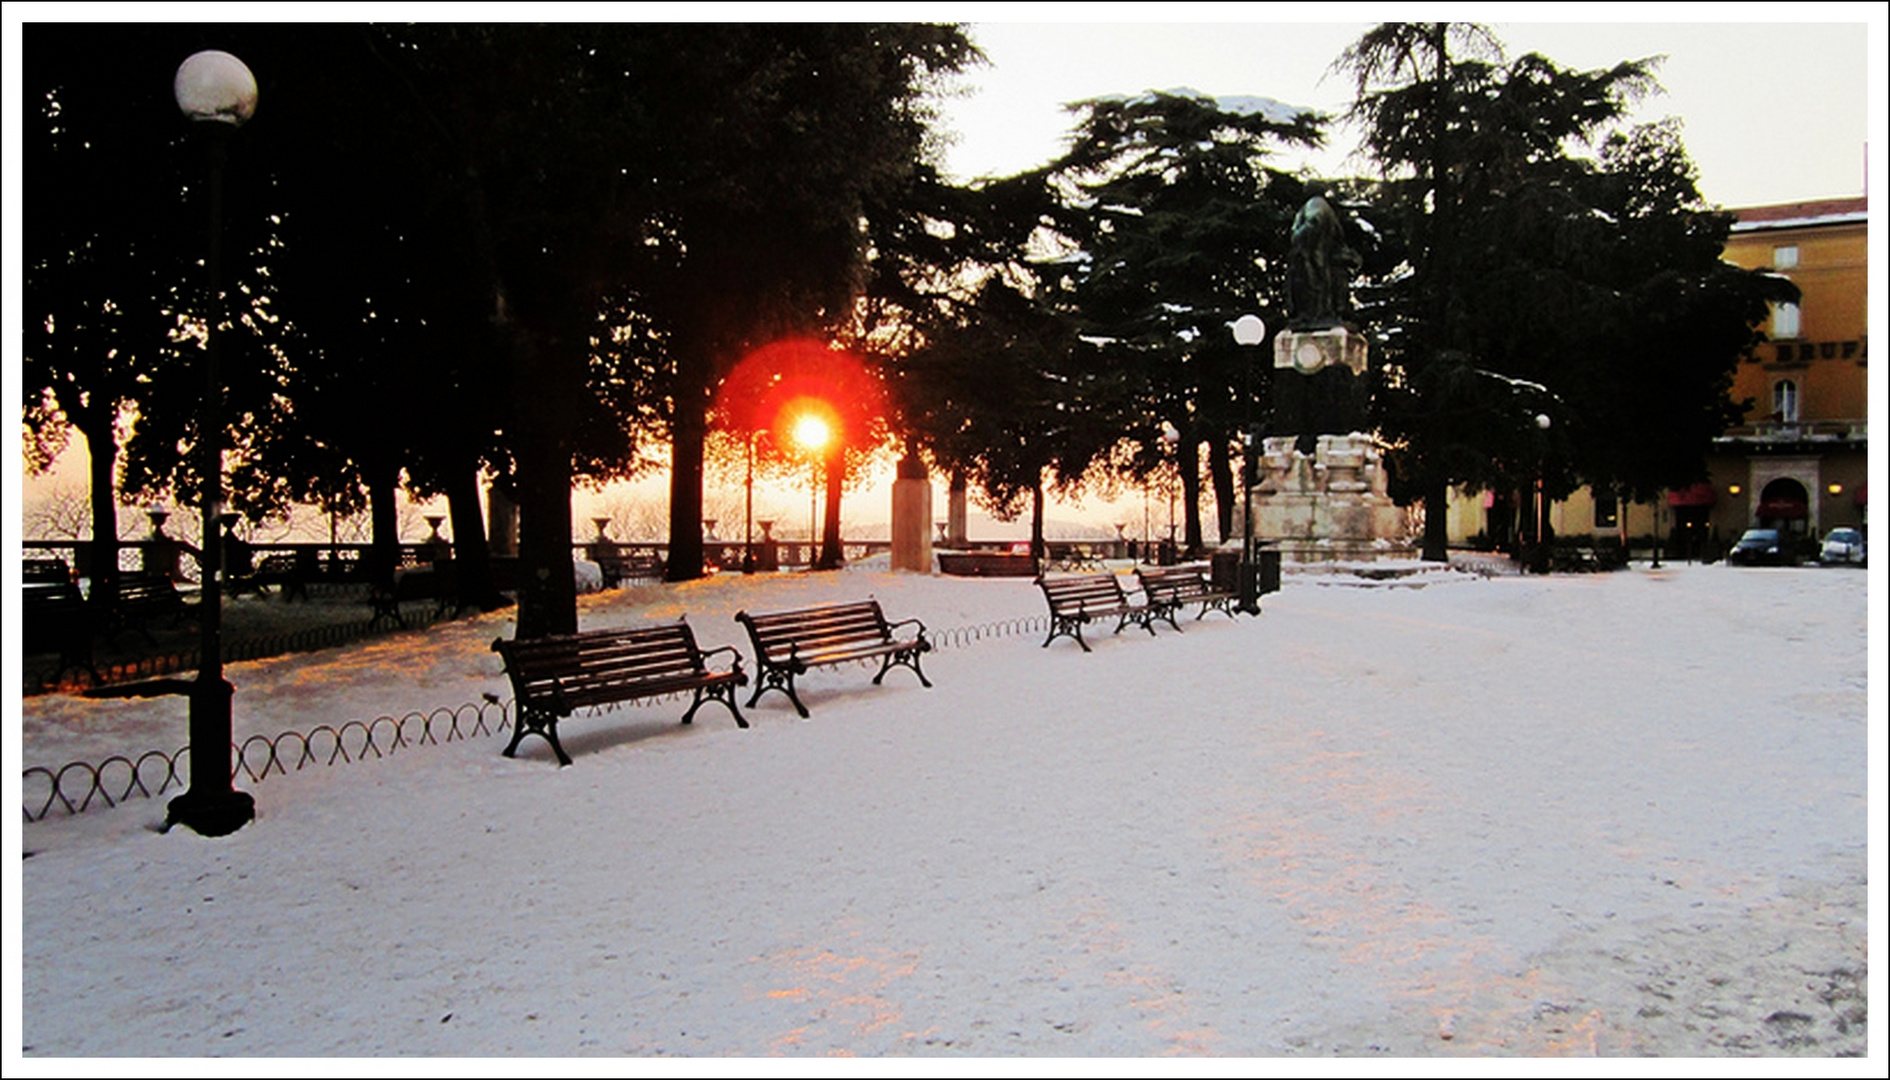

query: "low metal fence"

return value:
[21, 611, 1060, 824]
[22, 699, 515, 823]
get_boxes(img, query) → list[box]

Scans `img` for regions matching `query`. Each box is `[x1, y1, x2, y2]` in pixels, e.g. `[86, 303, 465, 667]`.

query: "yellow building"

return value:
[1705, 197, 1868, 543]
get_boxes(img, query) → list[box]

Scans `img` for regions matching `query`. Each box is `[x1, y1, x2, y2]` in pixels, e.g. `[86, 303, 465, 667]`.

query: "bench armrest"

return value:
[699, 644, 746, 673]
[885, 616, 927, 638]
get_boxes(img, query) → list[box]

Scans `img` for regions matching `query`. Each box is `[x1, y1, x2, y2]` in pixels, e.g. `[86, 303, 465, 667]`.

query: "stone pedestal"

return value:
[1251, 324, 1410, 562]
[1249, 433, 1413, 562]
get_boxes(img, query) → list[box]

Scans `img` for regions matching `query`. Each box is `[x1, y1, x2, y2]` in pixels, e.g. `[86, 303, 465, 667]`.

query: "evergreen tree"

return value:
[1051, 90, 1325, 553]
[1338, 23, 1794, 559]
[24, 25, 282, 595]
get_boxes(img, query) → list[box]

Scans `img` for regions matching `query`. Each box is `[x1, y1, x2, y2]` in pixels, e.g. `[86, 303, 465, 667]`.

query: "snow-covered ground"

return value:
[11, 561, 1880, 1060]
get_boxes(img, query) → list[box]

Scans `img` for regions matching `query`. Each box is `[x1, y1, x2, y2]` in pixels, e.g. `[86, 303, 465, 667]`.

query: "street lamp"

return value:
[173, 50, 258, 836]
[1533, 412, 1552, 573]
[794, 413, 830, 568]
[1232, 314, 1266, 614]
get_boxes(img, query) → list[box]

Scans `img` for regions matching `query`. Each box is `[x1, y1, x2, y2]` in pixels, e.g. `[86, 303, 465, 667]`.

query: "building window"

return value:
[1772, 301, 1801, 339]
[1772, 245, 1799, 269]
[1773, 379, 1799, 422]
[1593, 489, 1618, 529]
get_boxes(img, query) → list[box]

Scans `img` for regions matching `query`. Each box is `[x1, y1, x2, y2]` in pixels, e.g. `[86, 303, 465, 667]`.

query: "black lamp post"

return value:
[172, 49, 257, 836]
[1232, 314, 1266, 614]
[1533, 412, 1552, 573]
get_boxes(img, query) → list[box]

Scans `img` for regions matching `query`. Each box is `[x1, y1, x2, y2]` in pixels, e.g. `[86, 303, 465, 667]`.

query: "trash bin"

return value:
[1257, 547, 1282, 595]
[1210, 550, 1240, 592]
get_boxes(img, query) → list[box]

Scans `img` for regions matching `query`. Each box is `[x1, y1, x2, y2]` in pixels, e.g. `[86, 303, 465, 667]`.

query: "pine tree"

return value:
[1338, 23, 1795, 560]
[1052, 89, 1325, 552]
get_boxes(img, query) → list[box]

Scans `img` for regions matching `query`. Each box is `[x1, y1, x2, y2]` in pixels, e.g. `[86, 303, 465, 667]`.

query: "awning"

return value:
[1856, 483, 1868, 508]
[1755, 498, 1808, 520]
[1666, 481, 1717, 508]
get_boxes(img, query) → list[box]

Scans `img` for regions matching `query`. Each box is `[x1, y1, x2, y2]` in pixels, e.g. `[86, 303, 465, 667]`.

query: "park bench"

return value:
[1034, 572, 1171, 652]
[492, 621, 748, 766]
[368, 566, 456, 630]
[599, 551, 665, 586]
[735, 599, 932, 717]
[231, 552, 309, 601]
[1044, 543, 1106, 572]
[23, 580, 99, 685]
[1135, 563, 1242, 621]
[104, 573, 194, 644]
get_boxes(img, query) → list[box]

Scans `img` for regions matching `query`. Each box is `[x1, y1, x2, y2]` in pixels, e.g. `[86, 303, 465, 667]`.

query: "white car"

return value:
[1819, 527, 1866, 565]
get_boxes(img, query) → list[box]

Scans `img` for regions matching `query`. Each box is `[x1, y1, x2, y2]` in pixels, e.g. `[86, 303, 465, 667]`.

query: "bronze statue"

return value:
[1277, 194, 1368, 453]
[1286, 194, 1361, 330]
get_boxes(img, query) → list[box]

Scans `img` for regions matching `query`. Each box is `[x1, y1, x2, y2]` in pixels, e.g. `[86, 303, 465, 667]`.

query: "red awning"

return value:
[1666, 481, 1717, 508]
[1755, 498, 1808, 520]
[1856, 483, 1868, 508]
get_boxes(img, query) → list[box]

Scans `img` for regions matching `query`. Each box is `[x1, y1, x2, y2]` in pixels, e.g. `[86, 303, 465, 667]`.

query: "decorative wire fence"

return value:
[22, 612, 1056, 824]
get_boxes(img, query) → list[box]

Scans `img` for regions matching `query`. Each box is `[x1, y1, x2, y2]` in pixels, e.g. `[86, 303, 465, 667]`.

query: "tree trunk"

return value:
[446, 463, 507, 612]
[816, 448, 845, 570]
[1030, 474, 1046, 572]
[1180, 435, 1205, 556]
[1422, 475, 1450, 562]
[1207, 434, 1235, 544]
[512, 329, 579, 639]
[366, 456, 400, 587]
[77, 409, 119, 603]
[666, 395, 707, 583]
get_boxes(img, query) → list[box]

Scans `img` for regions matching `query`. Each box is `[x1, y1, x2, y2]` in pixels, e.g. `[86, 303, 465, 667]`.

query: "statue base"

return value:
[1248, 433, 1415, 563]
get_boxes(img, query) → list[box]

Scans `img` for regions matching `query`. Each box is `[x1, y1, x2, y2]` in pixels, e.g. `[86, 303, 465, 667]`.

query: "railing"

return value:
[20, 539, 434, 585]
[587, 539, 894, 572]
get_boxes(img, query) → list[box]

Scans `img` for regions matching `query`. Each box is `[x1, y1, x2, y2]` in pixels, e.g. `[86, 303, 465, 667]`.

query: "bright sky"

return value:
[933, 13, 1880, 210]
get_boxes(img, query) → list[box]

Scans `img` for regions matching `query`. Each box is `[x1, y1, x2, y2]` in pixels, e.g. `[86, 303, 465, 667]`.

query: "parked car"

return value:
[1728, 528, 1792, 566]
[1820, 527, 1866, 565]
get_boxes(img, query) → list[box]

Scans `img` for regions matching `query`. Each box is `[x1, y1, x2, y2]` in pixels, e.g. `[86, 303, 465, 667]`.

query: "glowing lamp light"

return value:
[174, 50, 258, 126]
[793, 413, 832, 453]
[1828, 482, 1843, 496]
[1728, 484, 1742, 496]
[1231, 313, 1266, 347]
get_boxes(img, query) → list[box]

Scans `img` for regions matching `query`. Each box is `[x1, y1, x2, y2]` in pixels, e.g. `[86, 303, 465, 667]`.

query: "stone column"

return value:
[890, 453, 933, 572]
[947, 471, 969, 548]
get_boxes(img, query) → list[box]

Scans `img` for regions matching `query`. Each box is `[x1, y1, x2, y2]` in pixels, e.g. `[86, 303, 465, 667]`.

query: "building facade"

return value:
[1706, 197, 1868, 544]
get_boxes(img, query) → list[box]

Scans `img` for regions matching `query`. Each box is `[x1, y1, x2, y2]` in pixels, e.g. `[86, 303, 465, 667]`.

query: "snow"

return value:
[12, 562, 1879, 1061]
[1729, 211, 1869, 233]
[1088, 87, 1313, 127]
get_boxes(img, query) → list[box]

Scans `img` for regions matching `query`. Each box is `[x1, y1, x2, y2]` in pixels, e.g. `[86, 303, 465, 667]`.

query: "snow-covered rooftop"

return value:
[1728, 196, 1868, 233]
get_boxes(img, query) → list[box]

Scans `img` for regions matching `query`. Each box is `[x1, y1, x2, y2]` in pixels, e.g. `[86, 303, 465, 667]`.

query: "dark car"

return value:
[1728, 527, 1792, 566]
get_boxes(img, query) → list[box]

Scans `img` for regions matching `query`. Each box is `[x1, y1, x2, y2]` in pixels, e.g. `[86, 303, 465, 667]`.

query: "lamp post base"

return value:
[1237, 561, 1262, 616]
[164, 788, 255, 837]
